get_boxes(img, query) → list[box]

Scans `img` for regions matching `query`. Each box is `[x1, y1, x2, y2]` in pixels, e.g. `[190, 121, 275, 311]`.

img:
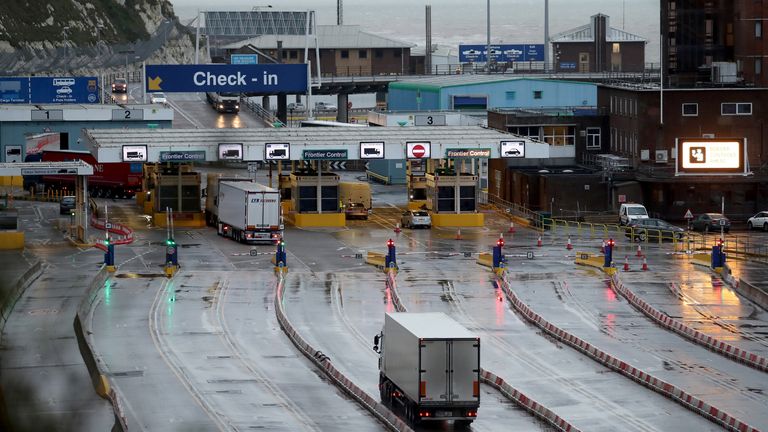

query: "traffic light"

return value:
[385, 239, 397, 269]
[166, 238, 176, 246]
[496, 238, 504, 248]
[386, 239, 395, 248]
[604, 238, 615, 268]
[716, 238, 724, 248]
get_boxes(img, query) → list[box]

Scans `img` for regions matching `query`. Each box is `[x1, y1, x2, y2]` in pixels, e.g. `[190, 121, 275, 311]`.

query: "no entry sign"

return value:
[406, 142, 431, 159]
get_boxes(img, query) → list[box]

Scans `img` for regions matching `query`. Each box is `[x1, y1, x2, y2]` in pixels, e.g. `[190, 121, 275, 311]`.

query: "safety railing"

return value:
[241, 97, 285, 128]
[484, 194, 541, 225]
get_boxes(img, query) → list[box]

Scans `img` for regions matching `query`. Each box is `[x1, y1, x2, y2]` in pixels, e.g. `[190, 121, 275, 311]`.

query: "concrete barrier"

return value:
[386, 272, 580, 432]
[497, 273, 760, 432]
[273, 275, 413, 432]
[366, 251, 386, 268]
[73, 266, 128, 431]
[734, 278, 768, 310]
[612, 273, 768, 373]
[476, 253, 493, 268]
[0, 260, 43, 335]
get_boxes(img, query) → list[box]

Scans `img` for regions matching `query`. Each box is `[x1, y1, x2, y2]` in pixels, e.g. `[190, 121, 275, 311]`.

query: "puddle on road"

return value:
[115, 273, 166, 279]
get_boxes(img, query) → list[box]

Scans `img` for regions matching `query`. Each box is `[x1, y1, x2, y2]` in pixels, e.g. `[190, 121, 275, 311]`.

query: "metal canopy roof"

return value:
[83, 126, 550, 163]
[0, 161, 94, 176]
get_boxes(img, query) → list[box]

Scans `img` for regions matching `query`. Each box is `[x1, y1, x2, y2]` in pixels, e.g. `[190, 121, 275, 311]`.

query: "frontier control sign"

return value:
[446, 148, 491, 158]
[302, 149, 348, 160]
[145, 64, 308, 94]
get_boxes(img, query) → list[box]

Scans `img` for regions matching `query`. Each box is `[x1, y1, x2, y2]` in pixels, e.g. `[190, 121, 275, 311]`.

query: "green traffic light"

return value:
[166, 238, 176, 246]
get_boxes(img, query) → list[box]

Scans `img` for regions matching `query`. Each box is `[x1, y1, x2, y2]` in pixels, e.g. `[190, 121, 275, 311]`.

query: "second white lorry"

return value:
[216, 181, 283, 243]
[374, 312, 480, 427]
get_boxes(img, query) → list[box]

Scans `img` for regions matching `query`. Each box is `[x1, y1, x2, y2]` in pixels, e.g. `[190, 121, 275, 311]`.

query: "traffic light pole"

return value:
[164, 208, 179, 277]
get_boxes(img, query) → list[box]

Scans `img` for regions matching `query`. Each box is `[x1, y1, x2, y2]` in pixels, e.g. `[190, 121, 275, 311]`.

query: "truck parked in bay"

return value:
[374, 312, 480, 427]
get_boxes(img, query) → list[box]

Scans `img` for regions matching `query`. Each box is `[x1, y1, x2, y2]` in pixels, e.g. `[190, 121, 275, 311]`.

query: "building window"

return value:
[359, 49, 367, 59]
[281, 51, 288, 59]
[610, 127, 617, 151]
[341, 50, 349, 59]
[757, 21, 763, 38]
[586, 127, 601, 149]
[509, 126, 540, 141]
[375, 49, 384, 58]
[533, 90, 543, 99]
[756, 59, 762, 75]
[394, 50, 402, 58]
[543, 125, 575, 146]
[612, 43, 620, 54]
[721, 102, 752, 115]
[682, 103, 698, 116]
[289, 50, 298, 59]
[505, 91, 516, 101]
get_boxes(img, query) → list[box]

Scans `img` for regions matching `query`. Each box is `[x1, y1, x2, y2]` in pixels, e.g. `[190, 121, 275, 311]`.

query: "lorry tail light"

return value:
[473, 380, 479, 397]
[419, 410, 431, 418]
[419, 381, 426, 397]
[466, 410, 477, 417]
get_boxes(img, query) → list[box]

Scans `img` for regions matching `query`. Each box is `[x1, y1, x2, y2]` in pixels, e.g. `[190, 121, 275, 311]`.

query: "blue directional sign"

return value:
[30, 77, 100, 104]
[0, 77, 30, 103]
[231, 54, 259, 65]
[145, 64, 308, 94]
[459, 44, 545, 63]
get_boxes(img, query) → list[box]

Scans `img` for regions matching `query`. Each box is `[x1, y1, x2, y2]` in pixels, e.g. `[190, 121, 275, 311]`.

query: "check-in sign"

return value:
[122, 145, 147, 162]
[145, 64, 308, 94]
[677, 138, 744, 174]
[303, 149, 348, 160]
[446, 148, 490, 158]
[360, 142, 384, 159]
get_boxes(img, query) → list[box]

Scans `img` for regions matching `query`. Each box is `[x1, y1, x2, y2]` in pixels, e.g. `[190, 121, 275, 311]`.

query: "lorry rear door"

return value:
[450, 339, 480, 403]
[419, 340, 449, 403]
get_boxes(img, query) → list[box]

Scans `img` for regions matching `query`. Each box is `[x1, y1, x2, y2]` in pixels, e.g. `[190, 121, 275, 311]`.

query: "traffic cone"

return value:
[394, 223, 401, 234]
[455, 228, 462, 240]
[508, 221, 516, 233]
[566, 236, 573, 250]
[537, 234, 543, 247]
[636, 244, 643, 257]
[600, 240, 606, 253]
[623, 256, 630, 271]
[642, 256, 649, 271]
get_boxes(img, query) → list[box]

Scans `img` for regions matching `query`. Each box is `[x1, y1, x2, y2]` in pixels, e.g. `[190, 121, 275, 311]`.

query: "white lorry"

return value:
[216, 181, 283, 243]
[205, 174, 252, 227]
[374, 312, 480, 427]
[206, 92, 240, 113]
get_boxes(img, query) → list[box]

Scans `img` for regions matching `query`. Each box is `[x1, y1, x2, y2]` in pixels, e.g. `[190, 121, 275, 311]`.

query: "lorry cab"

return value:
[619, 203, 648, 226]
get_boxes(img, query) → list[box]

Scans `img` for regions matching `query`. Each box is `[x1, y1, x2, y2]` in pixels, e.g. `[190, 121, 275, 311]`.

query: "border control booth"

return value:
[290, 165, 343, 227]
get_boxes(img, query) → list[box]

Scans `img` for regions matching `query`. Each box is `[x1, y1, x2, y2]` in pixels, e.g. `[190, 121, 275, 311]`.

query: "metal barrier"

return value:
[241, 97, 285, 127]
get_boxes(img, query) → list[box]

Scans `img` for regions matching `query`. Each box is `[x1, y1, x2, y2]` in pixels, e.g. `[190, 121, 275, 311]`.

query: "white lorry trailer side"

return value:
[216, 181, 283, 243]
[205, 174, 252, 227]
[376, 312, 480, 427]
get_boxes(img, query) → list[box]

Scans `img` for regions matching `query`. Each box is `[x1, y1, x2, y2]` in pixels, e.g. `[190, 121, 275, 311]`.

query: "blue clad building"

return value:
[387, 76, 597, 111]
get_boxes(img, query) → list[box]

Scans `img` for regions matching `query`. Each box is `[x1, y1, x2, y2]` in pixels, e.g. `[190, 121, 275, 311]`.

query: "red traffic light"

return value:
[386, 239, 395, 248]
[716, 238, 724, 247]
[607, 238, 615, 247]
[496, 239, 504, 247]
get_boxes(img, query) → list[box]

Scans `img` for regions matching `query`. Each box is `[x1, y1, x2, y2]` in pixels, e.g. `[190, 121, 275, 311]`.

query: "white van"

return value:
[619, 203, 649, 225]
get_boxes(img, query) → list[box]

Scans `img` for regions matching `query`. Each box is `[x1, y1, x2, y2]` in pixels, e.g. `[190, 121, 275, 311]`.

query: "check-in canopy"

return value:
[82, 126, 550, 163]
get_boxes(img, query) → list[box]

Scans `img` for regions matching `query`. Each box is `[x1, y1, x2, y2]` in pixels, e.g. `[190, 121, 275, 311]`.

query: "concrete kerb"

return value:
[73, 265, 128, 432]
[0, 260, 43, 336]
[273, 275, 413, 432]
[497, 273, 760, 432]
[611, 273, 768, 373]
[386, 272, 580, 432]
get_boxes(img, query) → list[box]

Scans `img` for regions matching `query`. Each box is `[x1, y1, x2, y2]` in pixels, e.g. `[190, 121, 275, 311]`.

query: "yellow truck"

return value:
[339, 181, 372, 220]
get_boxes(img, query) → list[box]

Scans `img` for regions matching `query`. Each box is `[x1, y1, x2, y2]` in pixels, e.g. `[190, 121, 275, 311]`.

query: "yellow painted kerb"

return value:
[294, 213, 346, 227]
[431, 213, 485, 227]
[0, 231, 24, 250]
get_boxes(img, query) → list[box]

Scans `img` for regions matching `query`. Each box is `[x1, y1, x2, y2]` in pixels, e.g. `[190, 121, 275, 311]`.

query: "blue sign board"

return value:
[0, 78, 30, 103]
[459, 44, 545, 63]
[231, 54, 259, 65]
[30, 77, 99, 104]
[145, 64, 308, 94]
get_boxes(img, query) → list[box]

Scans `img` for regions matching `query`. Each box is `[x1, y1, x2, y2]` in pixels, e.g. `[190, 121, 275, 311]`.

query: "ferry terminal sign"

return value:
[446, 148, 491, 158]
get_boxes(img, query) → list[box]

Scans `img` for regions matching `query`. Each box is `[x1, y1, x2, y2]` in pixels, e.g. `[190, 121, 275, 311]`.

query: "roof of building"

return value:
[222, 25, 415, 50]
[551, 14, 646, 43]
[390, 76, 595, 91]
[411, 44, 458, 58]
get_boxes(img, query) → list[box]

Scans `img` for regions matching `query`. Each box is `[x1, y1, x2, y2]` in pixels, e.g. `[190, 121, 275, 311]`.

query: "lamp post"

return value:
[486, 0, 491, 74]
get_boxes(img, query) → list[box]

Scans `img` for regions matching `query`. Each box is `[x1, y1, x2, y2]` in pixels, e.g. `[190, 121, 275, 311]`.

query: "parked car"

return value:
[625, 218, 685, 241]
[287, 102, 306, 111]
[59, 195, 76, 215]
[344, 202, 369, 220]
[149, 92, 167, 104]
[401, 210, 431, 229]
[315, 101, 338, 111]
[747, 211, 768, 231]
[619, 203, 649, 225]
[690, 213, 731, 233]
[111, 78, 127, 93]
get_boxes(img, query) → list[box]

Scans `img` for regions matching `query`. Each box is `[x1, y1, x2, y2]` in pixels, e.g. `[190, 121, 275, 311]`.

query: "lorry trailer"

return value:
[204, 174, 252, 227]
[216, 181, 283, 243]
[374, 312, 480, 427]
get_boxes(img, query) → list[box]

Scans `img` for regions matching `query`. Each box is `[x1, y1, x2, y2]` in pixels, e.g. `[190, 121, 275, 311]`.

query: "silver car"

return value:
[401, 210, 431, 229]
[747, 211, 768, 231]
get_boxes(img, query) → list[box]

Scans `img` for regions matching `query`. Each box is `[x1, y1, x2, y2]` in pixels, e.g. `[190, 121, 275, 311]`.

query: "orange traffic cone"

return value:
[508, 221, 516, 233]
[394, 223, 401, 234]
[642, 256, 649, 271]
[455, 228, 462, 240]
[623, 256, 630, 271]
[566, 236, 573, 250]
[537, 234, 543, 247]
[636, 244, 643, 257]
[600, 240, 606, 253]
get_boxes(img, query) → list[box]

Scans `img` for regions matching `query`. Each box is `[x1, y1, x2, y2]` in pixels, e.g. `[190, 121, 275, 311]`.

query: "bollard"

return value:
[642, 256, 649, 271]
[600, 240, 606, 253]
[636, 244, 643, 257]
[508, 221, 516, 233]
[394, 223, 401, 234]
[623, 256, 630, 272]
[566, 236, 573, 250]
[455, 228, 462, 240]
[537, 234, 543, 247]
